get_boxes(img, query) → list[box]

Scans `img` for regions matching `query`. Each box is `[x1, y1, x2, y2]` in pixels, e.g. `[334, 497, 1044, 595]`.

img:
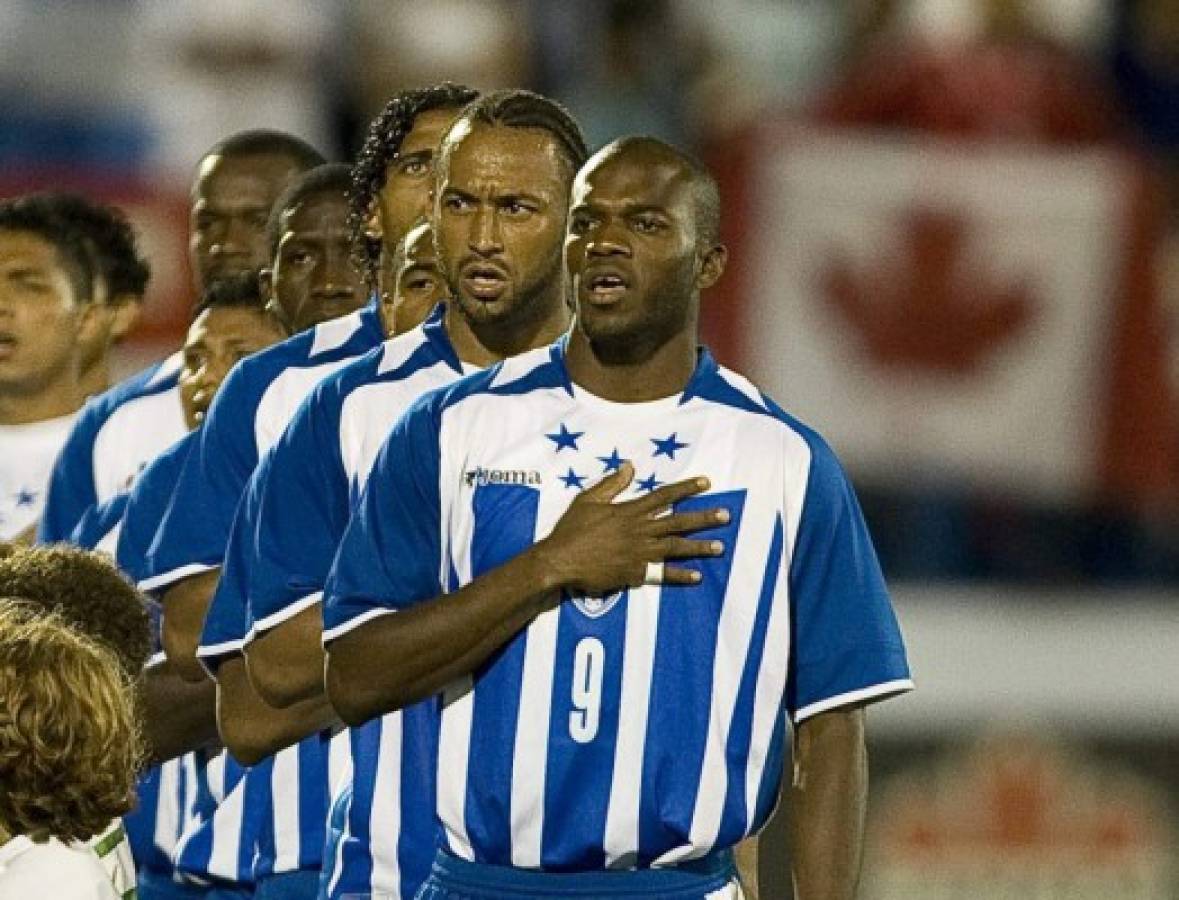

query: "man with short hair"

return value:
[210, 89, 587, 899]
[325, 137, 913, 899]
[38, 131, 325, 546]
[0, 197, 98, 541]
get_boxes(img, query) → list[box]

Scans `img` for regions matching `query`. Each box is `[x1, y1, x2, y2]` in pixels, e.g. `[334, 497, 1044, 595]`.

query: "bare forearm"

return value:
[161, 569, 220, 683]
[789, 706, 867, 900]
[245, 605, 326, 708]
[327, 546, 557, 724]
[217, 656, 338, 765]
[139, 657, 220, 765]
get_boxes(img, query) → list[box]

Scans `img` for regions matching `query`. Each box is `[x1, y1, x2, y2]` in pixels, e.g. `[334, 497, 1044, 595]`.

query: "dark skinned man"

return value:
[208, 90, 588, 900]
[323, 137, 913, 900]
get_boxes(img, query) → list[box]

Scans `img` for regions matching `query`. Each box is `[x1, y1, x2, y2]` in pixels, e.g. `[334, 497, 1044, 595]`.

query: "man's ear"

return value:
[74, 299, 110, 346]
[364, 201, 383, 244]
[696, 243, 728, 291]
[108, 296, 143, 342]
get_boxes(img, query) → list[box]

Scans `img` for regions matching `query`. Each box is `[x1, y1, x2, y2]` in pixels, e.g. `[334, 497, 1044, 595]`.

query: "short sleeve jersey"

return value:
[138, 302, 385, 592]
[202, 305, 468, 899]
[0, 412, 78, 540]
[38, 353, 185, 543]
[325, 340, 913, 871]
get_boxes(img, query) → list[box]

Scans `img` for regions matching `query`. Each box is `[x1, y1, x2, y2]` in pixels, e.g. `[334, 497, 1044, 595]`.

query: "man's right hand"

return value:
[535, 461, 729, 597]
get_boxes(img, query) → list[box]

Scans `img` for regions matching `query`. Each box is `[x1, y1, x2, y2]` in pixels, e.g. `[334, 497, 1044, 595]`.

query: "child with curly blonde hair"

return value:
[0, 598, 144, 898]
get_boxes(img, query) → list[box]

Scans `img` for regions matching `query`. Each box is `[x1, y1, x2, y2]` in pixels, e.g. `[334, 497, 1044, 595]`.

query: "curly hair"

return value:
[0, 599, 143, 843]
[31, 193, 151, 301]
[0, 545, 151, 678]
[349, 83, 479, 289]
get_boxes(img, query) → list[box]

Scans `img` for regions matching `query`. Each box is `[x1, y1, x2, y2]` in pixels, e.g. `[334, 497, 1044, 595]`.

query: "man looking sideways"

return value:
[324, 137, 912, 900]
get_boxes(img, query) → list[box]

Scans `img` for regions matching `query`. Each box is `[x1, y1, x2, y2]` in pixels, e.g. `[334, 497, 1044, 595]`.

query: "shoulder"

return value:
[69, 354, 182, 439]
[430, 343, 562, 421]
[135, 431, 198, 494]
[0, 838, 116, 899]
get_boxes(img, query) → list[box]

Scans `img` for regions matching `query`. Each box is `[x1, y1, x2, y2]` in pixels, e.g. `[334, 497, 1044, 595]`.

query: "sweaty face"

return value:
[435, 123, 570, 328]
[268, 191, 367, 334]
[383, 221, 446, 336]
[0, 230, 85, 395]
[178, 306, 284, 429]
[190, 153, 304, 292]
[375, 107, 460, 251]
[566, 151, 702, 356]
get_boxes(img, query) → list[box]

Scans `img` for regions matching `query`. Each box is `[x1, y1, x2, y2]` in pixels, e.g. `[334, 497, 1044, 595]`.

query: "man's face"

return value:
[435, 123, 570, 328]
[382, 221, 446, 336]
[266, 190, 367, 335]
[178, 306, 283, 430]
[566, 149, 707, 354]
[375, 107, 460, 253]
[0, 230, 86, 395]
[189, 152, 304, 292]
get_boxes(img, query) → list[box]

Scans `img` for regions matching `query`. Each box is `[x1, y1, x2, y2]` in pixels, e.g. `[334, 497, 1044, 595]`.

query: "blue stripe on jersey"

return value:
[38, 354, 181, 543]
[141, 303, 384, 589]
[540, 598, 627, 870]
[335, 718, 379, 893]
[463, 483, 540, 864]
[716, 515, 783, 848]
[173, 751, 255, 884]
[637, 491, 744, 865]
[398, 703, 439, 895]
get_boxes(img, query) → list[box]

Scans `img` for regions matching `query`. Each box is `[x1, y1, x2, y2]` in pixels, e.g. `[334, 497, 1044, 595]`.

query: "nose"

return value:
[312, 244, 358, 298]
[210, 215, 253, 257]
[586, 221, 630, 259]
[468, 205, 503, 257]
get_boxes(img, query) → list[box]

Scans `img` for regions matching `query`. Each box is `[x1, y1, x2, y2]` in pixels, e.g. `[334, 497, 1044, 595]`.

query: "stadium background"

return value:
[3, 1, 1176, 896]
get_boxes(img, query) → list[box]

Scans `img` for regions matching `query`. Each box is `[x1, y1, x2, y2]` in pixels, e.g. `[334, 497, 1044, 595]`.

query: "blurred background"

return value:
[3, 0, 1176, 896]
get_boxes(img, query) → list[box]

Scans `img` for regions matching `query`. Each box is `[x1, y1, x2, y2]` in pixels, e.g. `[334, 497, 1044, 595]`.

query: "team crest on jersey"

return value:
[463, 466, 542, 487]
[566, 588, 627, 619]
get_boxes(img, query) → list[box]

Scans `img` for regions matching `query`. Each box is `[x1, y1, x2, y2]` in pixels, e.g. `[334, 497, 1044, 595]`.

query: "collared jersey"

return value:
[138, 302, 385, 592]
[325, 340, 913, 872]
[38, 353, 185, 543]
[0, 411, 78, 540]
[208, 305, 468, 899]
[139, 301, 386, 886]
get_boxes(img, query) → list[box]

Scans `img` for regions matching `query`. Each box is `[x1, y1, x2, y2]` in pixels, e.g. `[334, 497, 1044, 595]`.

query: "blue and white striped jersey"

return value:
[134, 301, 386, 886]
[38, 353, 185, 543]
[325, 340, 913, 871]
[219, 305, 467, 899]
[137, 301, 385, 592]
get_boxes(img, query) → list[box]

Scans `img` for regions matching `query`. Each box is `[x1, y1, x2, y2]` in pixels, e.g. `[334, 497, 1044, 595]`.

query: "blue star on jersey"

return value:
[560, 468, 586, 490]
[14, 488, 36, 507]
[651, 432, 689, 459]
[597, 448, 627, 473]
[636, 473, 662, 492]
[546, 423, 584, 453]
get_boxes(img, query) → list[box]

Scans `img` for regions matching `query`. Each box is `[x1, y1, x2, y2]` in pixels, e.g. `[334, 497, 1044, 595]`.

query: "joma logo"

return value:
[463, 467, 543, 487]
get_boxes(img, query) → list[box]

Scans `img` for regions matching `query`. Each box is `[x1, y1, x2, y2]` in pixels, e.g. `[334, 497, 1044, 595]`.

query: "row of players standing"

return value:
[13, 85, 912, 900]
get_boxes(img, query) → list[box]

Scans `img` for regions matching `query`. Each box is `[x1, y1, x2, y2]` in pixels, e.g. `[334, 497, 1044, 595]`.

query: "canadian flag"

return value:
[740, 123, 1177, 503]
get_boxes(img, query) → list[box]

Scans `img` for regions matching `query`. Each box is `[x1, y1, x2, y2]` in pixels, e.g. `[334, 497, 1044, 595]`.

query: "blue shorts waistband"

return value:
[427, 848, 736, 898]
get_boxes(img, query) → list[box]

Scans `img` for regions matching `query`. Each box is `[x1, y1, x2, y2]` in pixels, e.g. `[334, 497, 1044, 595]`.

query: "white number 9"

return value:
[569, 637, 605, 744]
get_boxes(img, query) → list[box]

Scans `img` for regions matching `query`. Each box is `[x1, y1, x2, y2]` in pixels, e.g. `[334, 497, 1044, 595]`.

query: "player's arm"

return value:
[733, 837, 759, 900]
[326, 458, 728, 726]
[214, 654, 337, 766]
[789, 704, 867, 900]
[138, 655, 220, 764]
[161, 569, 220, 683]
[240, 393, 352, 707]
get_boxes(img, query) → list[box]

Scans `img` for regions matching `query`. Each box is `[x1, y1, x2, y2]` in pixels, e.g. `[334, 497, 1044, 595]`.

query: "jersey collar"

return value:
[551, 334, 718, 407]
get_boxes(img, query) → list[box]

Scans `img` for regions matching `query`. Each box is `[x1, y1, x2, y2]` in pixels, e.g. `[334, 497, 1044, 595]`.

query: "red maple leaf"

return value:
[821, 208, 1035, 375]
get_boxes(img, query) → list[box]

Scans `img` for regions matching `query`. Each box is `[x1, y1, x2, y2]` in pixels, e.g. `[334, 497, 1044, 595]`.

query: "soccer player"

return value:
[213, 90, 586, 899]
[39, 193, 151, 397]
[0, 544, 155, 899]
[38, 130, 325, 545]
[0, 601, 144, 900]
[0, 197, 99, 542]
[155, 85, 480, 900]
[140, 132, 468, 896]
[324, 137, 914, 899]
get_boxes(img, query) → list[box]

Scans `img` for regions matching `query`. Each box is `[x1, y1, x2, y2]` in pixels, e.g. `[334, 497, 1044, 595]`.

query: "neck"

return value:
[444, 291, 571, 369]
[565, 320, 698, 403]
[0, 822, 10, 846]
[0, 377, 84, 426]
[78, 358, 111, 398]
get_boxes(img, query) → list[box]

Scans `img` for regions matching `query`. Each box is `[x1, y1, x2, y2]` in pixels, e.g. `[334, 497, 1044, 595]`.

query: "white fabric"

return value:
[0, 835, 120, 900]
[0, 412, 77, 540]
